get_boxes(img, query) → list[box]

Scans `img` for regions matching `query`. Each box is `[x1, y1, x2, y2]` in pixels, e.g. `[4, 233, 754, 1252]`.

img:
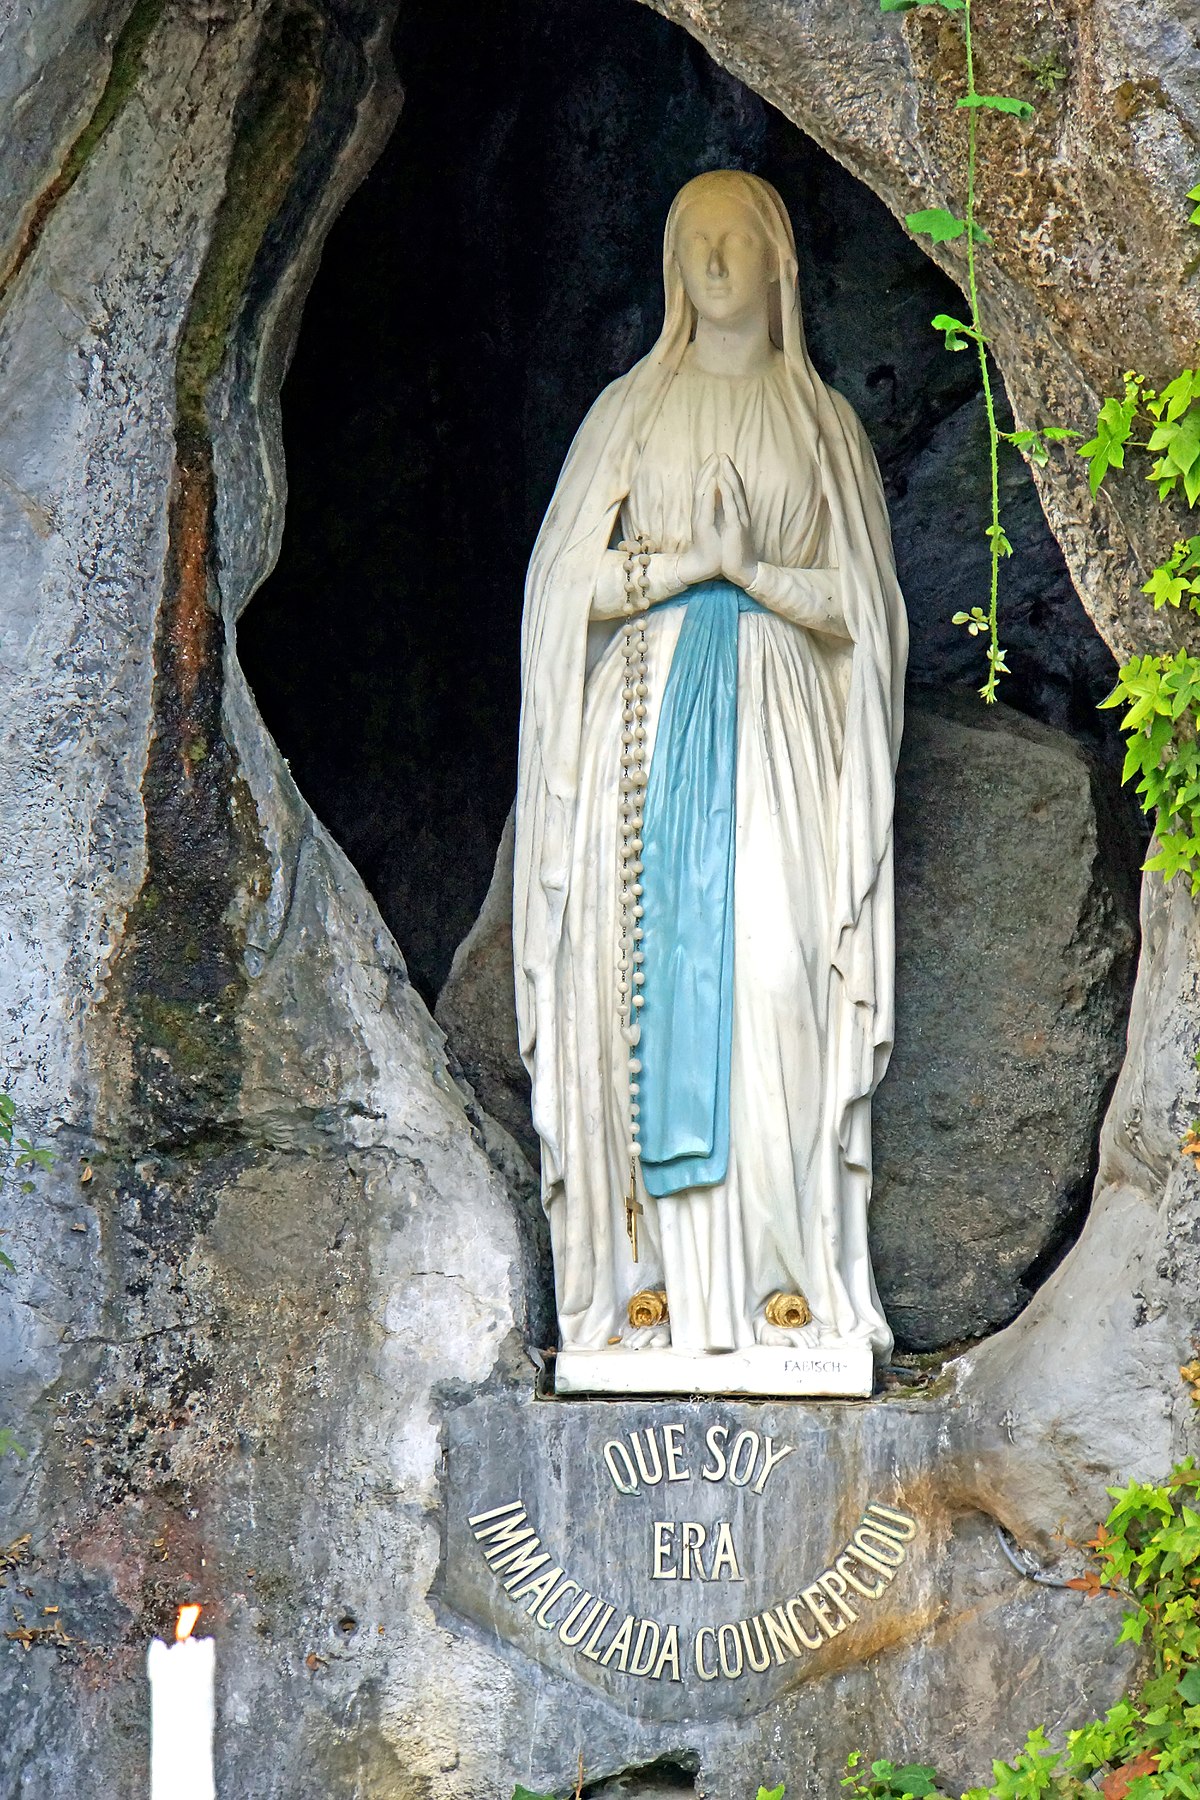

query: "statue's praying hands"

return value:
[676, 454, 758, 592]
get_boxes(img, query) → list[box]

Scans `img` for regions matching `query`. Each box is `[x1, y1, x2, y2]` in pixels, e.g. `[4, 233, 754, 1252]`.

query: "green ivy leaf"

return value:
[756, 1788, 786, 1800]
[1190, 184, 1200, 227]
[511, 1788, 555, 1800]
[906, 208, 967, 243]
[1003, 425, 1080, 467]
[931, 311, 974, 350]
[1079, 379, 1143, 494]
[0, 1248, 15, 1275]
[956, 93, 1036, 118]
[1007, 428, 1043, 464]
[952, 606, 989, 636]
[889, 1768, 942, 1797]
[0, 1428, 26, 1462]
[1148, 368, 1200, 423]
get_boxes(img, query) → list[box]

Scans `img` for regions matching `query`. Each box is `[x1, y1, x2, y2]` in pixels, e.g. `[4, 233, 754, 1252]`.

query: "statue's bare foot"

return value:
[754, 1317, 822, 1349]
[623, 1324, 671, 1350]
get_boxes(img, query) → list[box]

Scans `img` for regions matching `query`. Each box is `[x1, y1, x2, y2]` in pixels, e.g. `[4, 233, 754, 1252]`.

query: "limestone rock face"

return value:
[437, 700, 1139, 1353]
[0, 1, 1197, 1798]
[873, 698, 1137, 1349]
[437, 808, 537, 1163]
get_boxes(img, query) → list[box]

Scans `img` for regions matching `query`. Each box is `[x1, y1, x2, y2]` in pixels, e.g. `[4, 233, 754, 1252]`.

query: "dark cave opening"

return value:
[237, 0, 1120, 1007]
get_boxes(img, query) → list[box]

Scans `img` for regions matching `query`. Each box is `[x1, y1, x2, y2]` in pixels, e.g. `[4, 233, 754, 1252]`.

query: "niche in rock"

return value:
[238, 0, 1140, 1355]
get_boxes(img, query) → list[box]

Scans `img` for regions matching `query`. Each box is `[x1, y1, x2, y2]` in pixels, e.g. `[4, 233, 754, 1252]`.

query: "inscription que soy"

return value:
[468, 1421, 919, 1687]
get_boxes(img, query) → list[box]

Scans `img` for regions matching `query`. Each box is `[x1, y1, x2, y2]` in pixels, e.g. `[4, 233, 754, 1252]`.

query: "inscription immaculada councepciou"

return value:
[468, 1422, 918, 1686]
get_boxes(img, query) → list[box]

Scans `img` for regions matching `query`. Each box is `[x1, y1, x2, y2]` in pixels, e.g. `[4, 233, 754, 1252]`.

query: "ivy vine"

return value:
[879, 0, 1061, 702]
[881, 0, 1200, 892]
[1084, 366, 1200, 892]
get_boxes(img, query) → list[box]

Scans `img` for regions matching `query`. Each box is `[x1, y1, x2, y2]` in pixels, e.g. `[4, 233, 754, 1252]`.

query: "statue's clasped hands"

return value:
[675, 453, 758, 592]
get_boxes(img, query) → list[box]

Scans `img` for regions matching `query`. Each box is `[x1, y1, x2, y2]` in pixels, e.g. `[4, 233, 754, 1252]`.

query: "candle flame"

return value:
[175, 1603, 202, 1642]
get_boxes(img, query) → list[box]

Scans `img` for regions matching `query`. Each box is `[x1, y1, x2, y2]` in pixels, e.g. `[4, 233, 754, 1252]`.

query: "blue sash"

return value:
[637, 579, 765, 1198]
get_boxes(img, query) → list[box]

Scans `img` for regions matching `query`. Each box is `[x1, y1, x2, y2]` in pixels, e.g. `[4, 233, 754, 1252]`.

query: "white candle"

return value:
[147, 1607, 215, 1800]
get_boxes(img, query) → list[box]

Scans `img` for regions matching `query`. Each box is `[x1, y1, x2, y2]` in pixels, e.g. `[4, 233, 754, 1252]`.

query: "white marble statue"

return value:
[514, 170, 907, 1395]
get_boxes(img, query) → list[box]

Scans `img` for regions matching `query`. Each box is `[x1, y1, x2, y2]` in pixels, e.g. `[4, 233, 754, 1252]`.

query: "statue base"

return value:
[553, 1341, 874, 1398]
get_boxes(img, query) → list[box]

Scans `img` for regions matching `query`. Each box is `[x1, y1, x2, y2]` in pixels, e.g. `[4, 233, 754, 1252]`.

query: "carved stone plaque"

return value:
[440, 1392, 945, 1722]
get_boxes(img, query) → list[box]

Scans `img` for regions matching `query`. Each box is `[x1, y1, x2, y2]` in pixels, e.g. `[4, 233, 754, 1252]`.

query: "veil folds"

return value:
[513, 171, 908, 1194]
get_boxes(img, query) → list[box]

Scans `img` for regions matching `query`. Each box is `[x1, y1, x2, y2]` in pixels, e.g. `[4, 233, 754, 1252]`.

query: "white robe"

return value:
[548, 357, 886, 1354]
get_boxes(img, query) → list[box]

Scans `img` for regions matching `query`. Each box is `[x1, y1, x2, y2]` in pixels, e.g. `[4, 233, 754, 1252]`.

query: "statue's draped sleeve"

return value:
[513, 358, 672, 1184]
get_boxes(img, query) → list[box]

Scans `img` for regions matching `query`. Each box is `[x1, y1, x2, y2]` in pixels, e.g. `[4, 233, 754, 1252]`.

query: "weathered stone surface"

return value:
[437, 808, 538, 1163]
[438, 699, 1139, 1351]
[0, 1, 1198, 1797]
[873, 696, 1138, 1348]
[440, 1391, 1133, 1767]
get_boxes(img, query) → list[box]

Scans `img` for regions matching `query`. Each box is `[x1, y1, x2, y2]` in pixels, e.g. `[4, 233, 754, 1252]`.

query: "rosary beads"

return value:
[617, 536, 651, 1260]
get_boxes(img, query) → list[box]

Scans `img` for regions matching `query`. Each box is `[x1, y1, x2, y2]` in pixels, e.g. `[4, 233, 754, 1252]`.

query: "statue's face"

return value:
[674, 190, 773, 330]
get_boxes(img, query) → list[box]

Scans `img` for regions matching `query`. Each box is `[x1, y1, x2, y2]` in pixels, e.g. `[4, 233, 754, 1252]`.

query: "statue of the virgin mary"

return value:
[514, 170, 907, 1396]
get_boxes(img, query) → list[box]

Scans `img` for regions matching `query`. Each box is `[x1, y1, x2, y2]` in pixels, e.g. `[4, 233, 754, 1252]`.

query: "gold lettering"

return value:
[700, 1424, 729, 1482]
[727, 1429, 760, 1488]
[785, 1597, 824, 1651]
[854, 1526, 905, 1567]
[739, 1615, 771, 1672]
[580, 1602, 615, 1661]
[631, 1429, 664, 1485]
[867, 1502, 919, 1541]
[509, 1563, 562, 1610]
[848, 1535, 899, 1577]
[708, 1521, 743, 1582]
[630, 1619, 660, 1676]
[468, 1500, 523, 1529]
[558, 1593, 599, 1646]
[498, 1544, 549, 1588]
[651, 1521, 677, 1579]
[801, 1583, 843, 1639]
[717, 1622, 744, 1679]
[652, 1623, 682, 1683]
[536, 1578, 578, 1629]
[602, 1441, 639, 1494]
[681, 1522, 707, 1581]
[751, 1436, 796, 1496]
[817, 1568, 859, 1624]
[835, 1552, 886, 1599]
[477, 1514, 547, 1584]
[599, 1613, 635, 1670]
[663, 1423, 690, 1481]
[472, 1508, 530, 1548]
[695, 1627, 718, 1681]
[762, 1604, 803, 1664]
